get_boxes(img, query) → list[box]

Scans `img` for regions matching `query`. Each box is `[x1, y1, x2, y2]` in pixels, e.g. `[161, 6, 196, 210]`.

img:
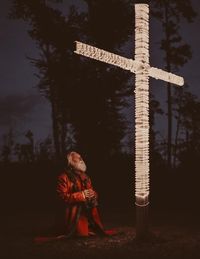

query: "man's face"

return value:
[68, 152, 87, 172]
[71, 153, 83, 164]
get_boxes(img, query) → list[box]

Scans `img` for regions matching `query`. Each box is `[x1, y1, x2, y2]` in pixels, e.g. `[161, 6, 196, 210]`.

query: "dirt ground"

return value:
[1, 209, 200, 259]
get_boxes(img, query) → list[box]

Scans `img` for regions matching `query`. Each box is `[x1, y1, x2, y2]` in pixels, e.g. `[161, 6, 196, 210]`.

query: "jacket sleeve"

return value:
[56, 175, 86, 204]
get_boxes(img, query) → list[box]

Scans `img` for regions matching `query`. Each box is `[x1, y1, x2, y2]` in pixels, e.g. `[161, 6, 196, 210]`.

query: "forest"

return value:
[0, 0, 198, 209]
[1, 1, 200, 258]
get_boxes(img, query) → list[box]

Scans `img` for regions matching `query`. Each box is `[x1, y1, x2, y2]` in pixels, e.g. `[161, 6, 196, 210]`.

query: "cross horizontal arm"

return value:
[149, 67, 184, 86]
[74, 41, 184, 87]
[74, 41, 143, 73]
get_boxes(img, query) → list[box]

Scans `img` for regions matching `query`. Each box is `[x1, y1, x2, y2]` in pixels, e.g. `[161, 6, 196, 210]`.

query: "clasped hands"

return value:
[83, 188, 97, 201]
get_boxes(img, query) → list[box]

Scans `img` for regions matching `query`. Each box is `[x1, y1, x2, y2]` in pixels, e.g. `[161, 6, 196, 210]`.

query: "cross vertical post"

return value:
[134, 4, 150, 238]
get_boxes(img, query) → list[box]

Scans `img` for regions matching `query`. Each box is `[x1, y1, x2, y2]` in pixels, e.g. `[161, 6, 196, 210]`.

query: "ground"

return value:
[1, 209, 200, 259]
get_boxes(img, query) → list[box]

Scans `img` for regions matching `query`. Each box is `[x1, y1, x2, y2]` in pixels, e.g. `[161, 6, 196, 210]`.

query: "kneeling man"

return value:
[56, 151, 113, 237]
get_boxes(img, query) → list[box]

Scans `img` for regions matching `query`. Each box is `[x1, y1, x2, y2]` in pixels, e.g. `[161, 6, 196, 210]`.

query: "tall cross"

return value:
[74, 4, 184, 237]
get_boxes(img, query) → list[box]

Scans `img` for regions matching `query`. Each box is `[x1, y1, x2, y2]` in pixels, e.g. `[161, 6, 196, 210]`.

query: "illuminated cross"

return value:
[74, 4, 184, 237]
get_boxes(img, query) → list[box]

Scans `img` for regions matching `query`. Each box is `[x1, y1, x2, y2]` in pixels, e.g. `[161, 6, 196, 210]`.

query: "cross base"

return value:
[136, 204, 149, 239]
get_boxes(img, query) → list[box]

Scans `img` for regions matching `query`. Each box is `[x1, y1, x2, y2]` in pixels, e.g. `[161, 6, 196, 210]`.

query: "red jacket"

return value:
[34, 170, 116, 244]
[56, 171, 106, 237]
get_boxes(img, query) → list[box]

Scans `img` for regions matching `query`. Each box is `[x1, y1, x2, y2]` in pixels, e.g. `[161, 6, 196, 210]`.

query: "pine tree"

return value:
[151, 0, 196, 168]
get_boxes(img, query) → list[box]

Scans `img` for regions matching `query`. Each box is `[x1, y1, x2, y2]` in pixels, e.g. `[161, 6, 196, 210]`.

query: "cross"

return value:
[74, 4, 184, 238]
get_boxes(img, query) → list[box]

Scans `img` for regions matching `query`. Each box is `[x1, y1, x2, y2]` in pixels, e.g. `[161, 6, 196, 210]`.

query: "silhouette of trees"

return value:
[10, 0, 136, 163]
[0, 128, 55, 163]
[35, 136, 54, 162]
[149, 95, 164, 168]
[9, 0, 198, 171]
[172, 90, 200, 167]
[14, 130, 35, 163]
[152, 0, 196, 168]
[10, 0, 83, 159]
[0, 129, 14, 163]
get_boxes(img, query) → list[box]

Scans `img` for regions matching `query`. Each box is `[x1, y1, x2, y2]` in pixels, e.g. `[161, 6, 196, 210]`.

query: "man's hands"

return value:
[83, 188, 97, 201]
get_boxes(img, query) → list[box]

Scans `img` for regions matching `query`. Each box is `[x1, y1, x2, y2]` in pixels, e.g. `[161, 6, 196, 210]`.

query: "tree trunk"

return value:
[44, 44, 62, 160]
[173, 89, 183, 168]
[167, 82, 172, 168]
[61, 117, 67, 155]
[164, 2, 172, 169]
[173, 114, 180, 168]
[51, 95, 62, 159]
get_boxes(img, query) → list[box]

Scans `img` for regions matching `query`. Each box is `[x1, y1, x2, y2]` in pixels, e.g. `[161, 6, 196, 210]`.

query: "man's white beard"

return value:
[72, 161, 87, 173]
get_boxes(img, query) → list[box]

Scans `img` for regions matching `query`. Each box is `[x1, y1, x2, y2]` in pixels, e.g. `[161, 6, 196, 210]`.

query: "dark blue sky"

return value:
[0, 0, 200, 148]
[0, 0, 50, 145]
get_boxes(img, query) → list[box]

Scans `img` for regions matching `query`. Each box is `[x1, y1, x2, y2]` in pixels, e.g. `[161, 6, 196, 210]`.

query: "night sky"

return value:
[0, 0, 200, 148]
